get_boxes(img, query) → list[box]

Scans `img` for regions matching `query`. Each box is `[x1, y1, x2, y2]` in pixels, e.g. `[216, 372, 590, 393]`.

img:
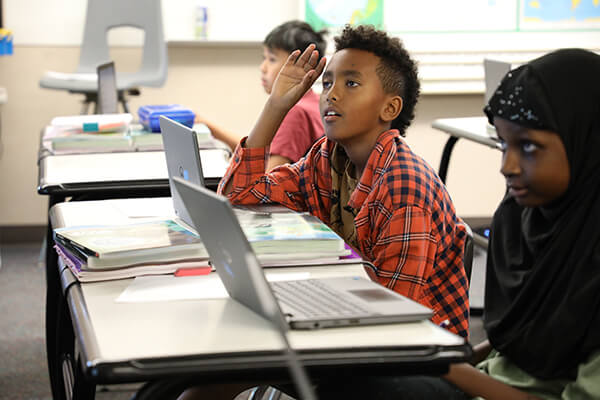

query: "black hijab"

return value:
[483, 49, 600, 380]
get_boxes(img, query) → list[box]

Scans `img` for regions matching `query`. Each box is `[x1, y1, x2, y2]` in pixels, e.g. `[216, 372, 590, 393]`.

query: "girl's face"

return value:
[259, 46, 289, 95]
[495, 117, 570, 207]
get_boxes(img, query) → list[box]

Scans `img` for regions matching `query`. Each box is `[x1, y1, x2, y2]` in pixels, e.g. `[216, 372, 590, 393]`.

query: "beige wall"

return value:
[0, 44, 505, 226]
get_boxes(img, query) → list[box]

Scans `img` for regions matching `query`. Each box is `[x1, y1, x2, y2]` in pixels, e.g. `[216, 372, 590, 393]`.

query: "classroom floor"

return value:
[0, 242, 486, 400]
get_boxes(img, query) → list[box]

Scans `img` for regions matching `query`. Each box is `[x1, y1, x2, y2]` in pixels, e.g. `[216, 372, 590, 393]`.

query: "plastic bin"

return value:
[138, 104, 195, 132]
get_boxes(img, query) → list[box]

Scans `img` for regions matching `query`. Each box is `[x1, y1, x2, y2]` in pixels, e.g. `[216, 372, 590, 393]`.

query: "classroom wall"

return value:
[0, 43, 505, 227]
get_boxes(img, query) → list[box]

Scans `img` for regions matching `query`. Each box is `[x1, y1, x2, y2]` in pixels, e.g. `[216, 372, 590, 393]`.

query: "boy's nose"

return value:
[327, 84, 339, 103]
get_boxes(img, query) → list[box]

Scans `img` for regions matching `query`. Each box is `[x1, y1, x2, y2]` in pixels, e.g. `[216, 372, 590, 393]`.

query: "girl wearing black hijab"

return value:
[442, 48, 600, 399]
[311, 48, 600, 400]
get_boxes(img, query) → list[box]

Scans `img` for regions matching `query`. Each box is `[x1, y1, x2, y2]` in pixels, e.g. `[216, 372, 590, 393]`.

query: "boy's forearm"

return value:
[203, 121, 240, 151]
[444, 363, 542, 400]
[245, 98, 290, 148]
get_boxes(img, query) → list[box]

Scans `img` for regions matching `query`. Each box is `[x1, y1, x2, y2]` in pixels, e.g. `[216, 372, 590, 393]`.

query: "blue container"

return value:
[138, 104, 196, 132]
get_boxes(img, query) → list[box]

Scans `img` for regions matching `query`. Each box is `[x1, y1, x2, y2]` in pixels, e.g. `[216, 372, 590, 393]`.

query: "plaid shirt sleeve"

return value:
[217, 137, 329, 218]
[365, 204, 469, 338]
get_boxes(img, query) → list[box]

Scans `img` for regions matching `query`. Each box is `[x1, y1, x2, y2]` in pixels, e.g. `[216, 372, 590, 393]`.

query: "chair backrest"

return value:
[76, 0, 167, 87]
[463, 223, 474, 283]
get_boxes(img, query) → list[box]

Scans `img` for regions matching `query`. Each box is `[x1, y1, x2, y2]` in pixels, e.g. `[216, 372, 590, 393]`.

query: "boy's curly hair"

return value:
[264, 20, 328, 62]
[334, 25, 420, 136]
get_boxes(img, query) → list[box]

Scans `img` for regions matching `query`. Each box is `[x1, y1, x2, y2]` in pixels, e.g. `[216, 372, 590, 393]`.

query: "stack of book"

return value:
[235, 210, 355, 266]
[53, 210, 360, 282]
[53, 220, 210, 282]
[42, 113, 215, 154]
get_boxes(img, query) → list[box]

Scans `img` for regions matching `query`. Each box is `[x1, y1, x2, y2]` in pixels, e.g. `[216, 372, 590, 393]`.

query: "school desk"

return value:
[432, 116, 502, 183]
[48, 197, 471, 400]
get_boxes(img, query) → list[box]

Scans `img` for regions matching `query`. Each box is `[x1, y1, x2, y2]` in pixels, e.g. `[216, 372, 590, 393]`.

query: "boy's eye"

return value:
[346, 80, 358, 87]
[322, 81, 332, 89]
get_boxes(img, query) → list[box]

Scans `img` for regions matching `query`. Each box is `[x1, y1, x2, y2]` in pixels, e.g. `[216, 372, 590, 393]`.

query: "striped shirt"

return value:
[218, 129, 469, 338]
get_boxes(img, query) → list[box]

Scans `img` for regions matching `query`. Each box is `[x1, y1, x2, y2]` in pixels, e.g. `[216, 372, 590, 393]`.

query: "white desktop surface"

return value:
[432, 116, 500, 149]
[79, 267, 462, 365]
[39, 148, 229, 190]
[50, 198, 467, 377]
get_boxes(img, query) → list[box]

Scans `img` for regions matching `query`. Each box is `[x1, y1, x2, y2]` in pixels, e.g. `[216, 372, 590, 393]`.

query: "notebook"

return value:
[96, 61, 118, 114]
[173, 176, 433, 330]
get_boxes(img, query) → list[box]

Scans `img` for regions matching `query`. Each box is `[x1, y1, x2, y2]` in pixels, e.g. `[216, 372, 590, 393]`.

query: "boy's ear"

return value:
[380, 95, 403, 124]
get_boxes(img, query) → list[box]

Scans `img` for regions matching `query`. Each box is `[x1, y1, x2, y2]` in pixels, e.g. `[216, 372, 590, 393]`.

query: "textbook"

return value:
[53, 220, 209, 270]
[55, 243, 211, 282]
[235, 210, 350, 258]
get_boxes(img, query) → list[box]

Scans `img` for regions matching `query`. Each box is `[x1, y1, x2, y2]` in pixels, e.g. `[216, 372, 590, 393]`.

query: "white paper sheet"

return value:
[116, 271, 311, 303]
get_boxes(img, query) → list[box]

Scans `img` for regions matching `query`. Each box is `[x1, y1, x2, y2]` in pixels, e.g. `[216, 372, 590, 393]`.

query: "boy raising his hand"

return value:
[219, 25, 469, 338]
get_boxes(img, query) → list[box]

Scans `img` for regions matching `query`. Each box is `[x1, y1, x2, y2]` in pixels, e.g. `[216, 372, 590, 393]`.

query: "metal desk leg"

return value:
[438, 136, 459, 184]
[46, 194, 68, 400]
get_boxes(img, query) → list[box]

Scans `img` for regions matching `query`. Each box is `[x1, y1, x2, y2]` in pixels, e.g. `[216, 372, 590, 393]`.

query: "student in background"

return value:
[317, 48, 600, 400]
[220, 25, 469, 338]
[198, 20, 326, 171]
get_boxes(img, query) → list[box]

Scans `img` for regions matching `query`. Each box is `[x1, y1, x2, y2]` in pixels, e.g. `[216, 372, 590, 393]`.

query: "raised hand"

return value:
[269, 44, 327, 112]
[243, 44, 326, 152]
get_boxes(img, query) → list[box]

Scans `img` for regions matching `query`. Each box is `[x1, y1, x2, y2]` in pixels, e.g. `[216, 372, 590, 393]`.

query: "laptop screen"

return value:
[160, 116, 205, 227]
[97, 61, 118, 114]
[483, 59, 511, 105]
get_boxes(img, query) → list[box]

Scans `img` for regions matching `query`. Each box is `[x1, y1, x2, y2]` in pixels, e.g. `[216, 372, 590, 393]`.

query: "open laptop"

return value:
[483, 59, 511, 137]
[96, 61, 119, 114]
[173, 176, 433, 330]
[160, 116, 206, 228]
[483, 59, 511, 104]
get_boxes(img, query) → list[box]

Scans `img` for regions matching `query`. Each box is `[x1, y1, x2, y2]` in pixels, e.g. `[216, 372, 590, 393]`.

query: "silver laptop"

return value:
[483, 59, 511, 137]
[484, 59, 511, 104]
[172, 176, 433, 330]
[160, 116, 206, 228]
[97, 61, 119, 114]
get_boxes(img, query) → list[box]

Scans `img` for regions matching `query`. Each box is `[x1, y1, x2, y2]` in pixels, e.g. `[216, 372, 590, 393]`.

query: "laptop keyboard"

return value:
[271, 279, 371, 318]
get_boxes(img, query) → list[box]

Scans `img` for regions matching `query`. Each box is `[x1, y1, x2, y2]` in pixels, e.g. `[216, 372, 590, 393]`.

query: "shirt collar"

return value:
[328, 129, 402, 210]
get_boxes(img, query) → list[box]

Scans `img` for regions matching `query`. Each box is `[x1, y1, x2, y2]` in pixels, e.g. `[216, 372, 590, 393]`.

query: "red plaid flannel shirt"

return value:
[218, 130, 469, 338]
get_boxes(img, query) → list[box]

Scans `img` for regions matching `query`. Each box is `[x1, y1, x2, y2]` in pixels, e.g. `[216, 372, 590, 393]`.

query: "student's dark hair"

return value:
[334, 25, 420, 136]
[263, 20, 328, 62]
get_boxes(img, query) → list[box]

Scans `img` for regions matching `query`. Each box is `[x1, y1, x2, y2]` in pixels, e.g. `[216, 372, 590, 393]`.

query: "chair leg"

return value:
[80, 100, 91, 115]
[118, 91, 130, 113]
